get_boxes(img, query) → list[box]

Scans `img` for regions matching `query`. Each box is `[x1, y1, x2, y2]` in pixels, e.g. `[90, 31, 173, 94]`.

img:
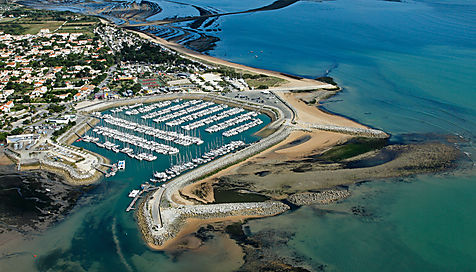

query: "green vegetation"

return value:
[246, 76, 283, 89]
[35, 53, 114, 69]
[0, 132, 8, 142]
[52, 121, 76, 137]
[120, 43, 198, 69]
[47, 104, 65, 113]
[212, 67, 284, 88]
[0, 7, 99, 35]
[60, 21, 97, 36]
[21, 21, 64, 35]
[0, 22, 26, 34]
[91, 73, 107, 86]
[11, 104, 28, 112]
[5, 81, 33, 95]
[319, 137, 388, 162]
[9, 127, 24, 135]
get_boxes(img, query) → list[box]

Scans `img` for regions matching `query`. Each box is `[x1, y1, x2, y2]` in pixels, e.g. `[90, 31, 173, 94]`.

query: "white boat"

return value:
[128, 190, 140, 198]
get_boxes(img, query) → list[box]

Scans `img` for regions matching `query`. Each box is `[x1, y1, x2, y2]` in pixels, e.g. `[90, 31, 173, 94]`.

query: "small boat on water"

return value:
[128, 190, 140, 198]
[117, 160, 126, 170]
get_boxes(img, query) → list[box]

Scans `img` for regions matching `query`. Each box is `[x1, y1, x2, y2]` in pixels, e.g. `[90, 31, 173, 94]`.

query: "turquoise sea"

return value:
[3, 0, 476, 271]
[201, 1, 476, 270]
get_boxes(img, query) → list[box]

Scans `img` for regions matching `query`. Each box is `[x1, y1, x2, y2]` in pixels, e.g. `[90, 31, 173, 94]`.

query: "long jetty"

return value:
[126, 192, 142, 212]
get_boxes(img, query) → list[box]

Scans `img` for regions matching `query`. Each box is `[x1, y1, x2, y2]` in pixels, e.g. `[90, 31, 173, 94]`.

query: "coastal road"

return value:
[151, 187, 165, 228]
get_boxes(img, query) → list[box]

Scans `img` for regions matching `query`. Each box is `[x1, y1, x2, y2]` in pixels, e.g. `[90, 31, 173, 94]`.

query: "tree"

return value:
[131, 83, 142, 94]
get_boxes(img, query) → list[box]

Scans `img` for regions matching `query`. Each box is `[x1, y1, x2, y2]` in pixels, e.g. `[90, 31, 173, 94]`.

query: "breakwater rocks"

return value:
[288, 190, 351, 206]
[143, 201, 289, 247]
[305, 124, 389, 139]
[163, 125, 291, 205]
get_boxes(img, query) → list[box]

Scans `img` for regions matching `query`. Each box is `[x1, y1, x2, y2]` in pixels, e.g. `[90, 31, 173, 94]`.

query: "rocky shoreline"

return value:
[287, 190, 351, 206]
[139, 199, 290, 249]
[0, 165, 91, 245]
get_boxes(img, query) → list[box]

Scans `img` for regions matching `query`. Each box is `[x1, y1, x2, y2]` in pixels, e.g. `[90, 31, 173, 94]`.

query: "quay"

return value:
[126, 184, 159, 212]
[100, 162, 114, 168]
[126, 191, 142, 212]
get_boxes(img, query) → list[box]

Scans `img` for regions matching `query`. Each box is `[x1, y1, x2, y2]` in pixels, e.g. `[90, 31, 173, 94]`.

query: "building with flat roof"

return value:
[6, 134, 39, 144]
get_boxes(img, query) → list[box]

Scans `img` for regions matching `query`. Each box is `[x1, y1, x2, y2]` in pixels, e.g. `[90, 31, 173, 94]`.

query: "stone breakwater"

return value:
[40, 159, 93, 180]
[136, 93, 290, 248]
[307, 124, 389, 139]
[288, 190, 351, 206]
[163, 124, 291, 207]
[141, 201, 290, 247]
[141, 123, 291, 247]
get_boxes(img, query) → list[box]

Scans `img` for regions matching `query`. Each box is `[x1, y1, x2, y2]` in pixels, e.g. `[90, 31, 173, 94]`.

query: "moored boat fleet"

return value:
[94, 126, 177, 154]
[223, 118, 263, 137]
[181, 107, 245, 131]
[84, 100, 268, 181]
[151, 140, 246, 183]
[153, 101, 214, 123]
[101, 114, 204, 146]
[165, 104, 228, 127]
[205, 111, 259, 133]
[81, 99, 272, 211]
[141, 99, 201, 120]
[83, 134, 161, 161]
[110, 103, 143, 114]
[125, 100, 172, 116]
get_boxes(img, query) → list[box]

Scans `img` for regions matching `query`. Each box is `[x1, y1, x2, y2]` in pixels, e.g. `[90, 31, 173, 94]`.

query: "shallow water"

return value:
[246, 175, 476, 271]
[147, 0, 476, 270]
[0, 102, 269, 271]
[3, 0, 476, 270]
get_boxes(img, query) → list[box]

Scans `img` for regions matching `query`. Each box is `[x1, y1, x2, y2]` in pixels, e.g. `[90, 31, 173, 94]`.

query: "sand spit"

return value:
[121, 0, 300, 27]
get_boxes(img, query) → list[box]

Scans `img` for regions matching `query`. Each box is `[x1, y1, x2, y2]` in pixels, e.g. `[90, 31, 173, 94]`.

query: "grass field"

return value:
[0, 17, 18, 23]
[19, 20, 64, 34]
[245, 76, 284, 88]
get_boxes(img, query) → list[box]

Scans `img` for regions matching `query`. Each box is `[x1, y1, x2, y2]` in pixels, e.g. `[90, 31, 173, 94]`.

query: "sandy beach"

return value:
[0, 149, 14, 166]
[180, 91, 359, 204]
[279, 92, 367, 128]
[115, 22, 328, 90]
[148, 215, 267, 251]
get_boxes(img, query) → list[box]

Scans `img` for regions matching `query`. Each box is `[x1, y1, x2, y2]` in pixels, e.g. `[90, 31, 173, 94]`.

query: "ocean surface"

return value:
[2, 0, 476, 271]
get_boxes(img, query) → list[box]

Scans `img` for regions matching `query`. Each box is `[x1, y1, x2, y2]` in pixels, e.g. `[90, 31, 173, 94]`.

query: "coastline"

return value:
[2, 3, 473, 271]
[3, 14, 455, 253]
[115, 22, 330, 90]
[107, 20, 396, 249]
[1, 116, 110, 187]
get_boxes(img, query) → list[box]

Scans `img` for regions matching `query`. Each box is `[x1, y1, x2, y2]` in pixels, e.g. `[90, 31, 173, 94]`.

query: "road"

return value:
[98, 65, 117, 89]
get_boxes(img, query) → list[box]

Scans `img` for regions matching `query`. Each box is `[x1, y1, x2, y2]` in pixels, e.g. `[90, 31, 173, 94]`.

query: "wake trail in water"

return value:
[112, 217, 134, 272]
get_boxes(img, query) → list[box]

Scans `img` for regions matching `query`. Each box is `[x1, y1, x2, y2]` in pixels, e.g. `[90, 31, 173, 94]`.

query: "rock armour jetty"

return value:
[288, 190, 351, 206]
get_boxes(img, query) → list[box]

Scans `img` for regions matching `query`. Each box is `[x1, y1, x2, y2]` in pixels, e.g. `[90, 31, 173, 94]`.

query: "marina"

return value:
[152, 140, 246, 183]
[205, 111, 259, 133]
[75, 98, 270, 211]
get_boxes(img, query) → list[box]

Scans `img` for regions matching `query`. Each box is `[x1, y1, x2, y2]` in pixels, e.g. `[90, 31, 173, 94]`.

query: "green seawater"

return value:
[3, 0, 476, 270]
[246, 174, 476, 271]
[0, 101, 270, 271]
